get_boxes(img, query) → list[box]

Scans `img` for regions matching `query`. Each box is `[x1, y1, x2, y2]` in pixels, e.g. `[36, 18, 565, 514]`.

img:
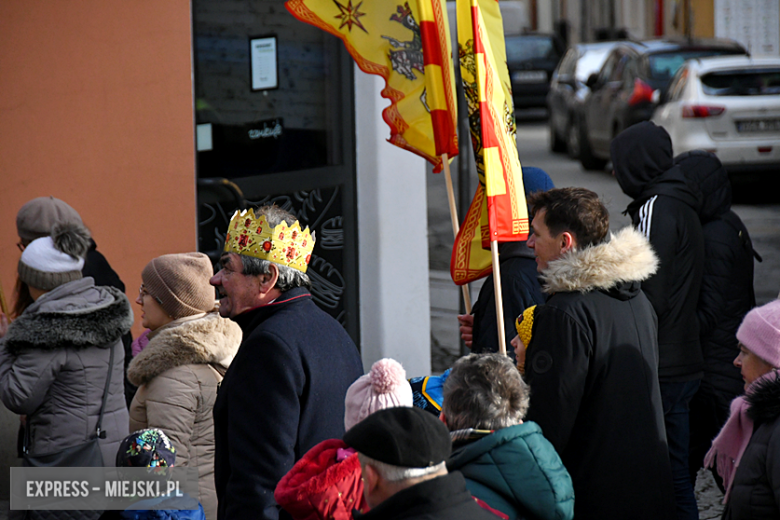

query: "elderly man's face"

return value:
[209, 253, 263, 319]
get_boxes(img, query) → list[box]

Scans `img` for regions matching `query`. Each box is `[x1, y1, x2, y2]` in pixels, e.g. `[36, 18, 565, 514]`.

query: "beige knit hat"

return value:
[141, 253, 216, 319]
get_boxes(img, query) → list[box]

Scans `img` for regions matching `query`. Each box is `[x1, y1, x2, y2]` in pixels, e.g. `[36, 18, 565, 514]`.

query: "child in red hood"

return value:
[274, 358, 413, 520]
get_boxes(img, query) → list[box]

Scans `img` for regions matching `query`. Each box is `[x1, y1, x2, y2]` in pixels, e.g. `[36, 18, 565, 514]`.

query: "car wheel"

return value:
[579, 119, 608, 171]
[549, 117, 567, 153]
[567, 118, 580, 160]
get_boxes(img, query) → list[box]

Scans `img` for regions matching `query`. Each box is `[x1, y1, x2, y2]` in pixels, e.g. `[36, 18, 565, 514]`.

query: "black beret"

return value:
[343, 407, 452, 467]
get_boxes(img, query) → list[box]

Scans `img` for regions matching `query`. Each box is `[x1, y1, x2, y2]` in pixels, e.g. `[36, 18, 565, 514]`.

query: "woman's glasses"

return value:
[139, 285, 164, 305]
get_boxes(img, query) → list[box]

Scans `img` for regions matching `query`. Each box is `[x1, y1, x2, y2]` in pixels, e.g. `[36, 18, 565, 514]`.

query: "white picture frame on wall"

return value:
[250, 36, 278, 91]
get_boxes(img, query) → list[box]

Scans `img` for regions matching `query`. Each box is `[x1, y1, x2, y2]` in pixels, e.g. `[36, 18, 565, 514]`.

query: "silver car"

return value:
[652, 56, 780, 174]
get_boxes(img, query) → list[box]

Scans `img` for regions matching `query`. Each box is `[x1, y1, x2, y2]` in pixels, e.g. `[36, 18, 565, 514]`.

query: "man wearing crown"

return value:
[210, 205, 364, 520]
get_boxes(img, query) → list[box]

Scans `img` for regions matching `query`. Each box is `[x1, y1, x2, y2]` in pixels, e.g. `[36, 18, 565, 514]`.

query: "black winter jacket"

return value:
[472, 242, 545, 355]
[525, 227, 675, 520]
[83, 238, 136, 407]
[612, 121, 705, 381]
[676, 151, 758, 398]
[353, 472, 500, 520]
[213, 287, 364, 520]
[723, 372, 780, 520]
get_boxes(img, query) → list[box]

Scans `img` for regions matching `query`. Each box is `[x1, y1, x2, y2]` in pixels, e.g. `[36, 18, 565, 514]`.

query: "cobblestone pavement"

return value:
[696, 468, 725, 519]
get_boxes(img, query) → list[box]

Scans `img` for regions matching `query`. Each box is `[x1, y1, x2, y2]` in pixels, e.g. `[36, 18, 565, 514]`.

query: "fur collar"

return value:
[747, 372, 780, 425]
[540, 227, 658, 294]
[4, 287, 132, 355]
[127, 312, 242, 386]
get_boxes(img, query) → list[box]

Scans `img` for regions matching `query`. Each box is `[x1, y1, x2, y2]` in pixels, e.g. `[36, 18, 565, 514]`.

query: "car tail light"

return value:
[682, 105, 725, 118]
[628, 79, 655, 106]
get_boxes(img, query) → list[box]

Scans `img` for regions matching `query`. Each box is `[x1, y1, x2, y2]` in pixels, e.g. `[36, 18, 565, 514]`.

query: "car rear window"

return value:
[701, 69, 780, 96]
[648, 50, 742, 81]
[505, 36, 559, 62]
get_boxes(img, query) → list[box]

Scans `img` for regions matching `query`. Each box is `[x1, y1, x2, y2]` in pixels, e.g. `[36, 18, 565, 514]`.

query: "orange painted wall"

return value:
[0, 1, 196, 337]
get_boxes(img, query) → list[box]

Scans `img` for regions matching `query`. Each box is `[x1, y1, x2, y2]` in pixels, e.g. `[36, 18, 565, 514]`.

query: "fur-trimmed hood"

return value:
[3, 277, 133, 355]
[747, 371, 780, 425]
[540, 227, 659, 294]
[128, 312, 242, 386]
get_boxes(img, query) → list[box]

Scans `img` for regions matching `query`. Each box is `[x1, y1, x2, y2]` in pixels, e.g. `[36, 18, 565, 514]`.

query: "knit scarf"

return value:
[704, 370, 779, 503]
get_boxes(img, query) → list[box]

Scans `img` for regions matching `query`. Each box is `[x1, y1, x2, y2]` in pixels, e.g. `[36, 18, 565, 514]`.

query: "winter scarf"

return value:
[705, 369, 780, 502]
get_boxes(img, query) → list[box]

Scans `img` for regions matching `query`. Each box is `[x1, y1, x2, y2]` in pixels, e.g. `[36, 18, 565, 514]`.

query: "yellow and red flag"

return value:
[450, 0, 528, 285]
[286, 0, 458, 171]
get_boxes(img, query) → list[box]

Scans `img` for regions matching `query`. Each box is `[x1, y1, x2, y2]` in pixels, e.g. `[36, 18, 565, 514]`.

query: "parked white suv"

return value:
[652, 56, 780, 174]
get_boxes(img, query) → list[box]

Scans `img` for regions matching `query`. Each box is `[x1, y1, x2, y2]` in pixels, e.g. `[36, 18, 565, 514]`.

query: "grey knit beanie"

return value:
[18, 222, 91, 290]
[17, 197, 84, 242]
[141, 253, 216, 319]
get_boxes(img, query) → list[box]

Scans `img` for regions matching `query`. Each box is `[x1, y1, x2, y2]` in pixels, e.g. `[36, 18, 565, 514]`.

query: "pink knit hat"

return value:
[737, 300, 780, 368]
[344, 358, 413, 431]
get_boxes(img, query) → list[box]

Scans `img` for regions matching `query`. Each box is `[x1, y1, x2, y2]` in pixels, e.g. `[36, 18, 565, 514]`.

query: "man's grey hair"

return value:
[358, 453, 446, 483]
[442, 353, 530, 431]
[237, 205, 311, 291]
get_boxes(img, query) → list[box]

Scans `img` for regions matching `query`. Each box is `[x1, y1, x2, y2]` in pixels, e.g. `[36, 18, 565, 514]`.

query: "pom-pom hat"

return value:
[18, 221, 91, 290]
[737, 300, 780, 368]
[16, 196, 83, 242]
[344, 358, 413, 431]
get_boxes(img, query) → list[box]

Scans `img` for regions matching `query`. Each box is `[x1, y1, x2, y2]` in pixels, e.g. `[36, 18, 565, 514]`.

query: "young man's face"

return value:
[209, 253, 263, 319]
[526, 208, 566, 273]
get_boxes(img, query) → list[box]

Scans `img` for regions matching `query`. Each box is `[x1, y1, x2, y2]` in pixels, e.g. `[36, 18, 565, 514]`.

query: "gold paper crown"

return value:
[223, 209, 315, 273]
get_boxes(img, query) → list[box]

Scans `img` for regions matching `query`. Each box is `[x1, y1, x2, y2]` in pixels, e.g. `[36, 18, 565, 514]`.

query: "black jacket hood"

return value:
[674, 150, 732, 223]
[611, 121, 674, 199]
[612, 122, 700, 214]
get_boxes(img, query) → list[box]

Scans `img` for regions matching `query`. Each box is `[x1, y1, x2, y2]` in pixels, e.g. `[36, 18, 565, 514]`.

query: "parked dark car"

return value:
[577, 38, 747, 170]
[505, 33, 565, 110]
[547, 41, 622, 156]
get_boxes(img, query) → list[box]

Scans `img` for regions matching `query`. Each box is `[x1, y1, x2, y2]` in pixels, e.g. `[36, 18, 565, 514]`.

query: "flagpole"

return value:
[489, 240, 506, 355]
[0, 279, 9, 318]
[441, 153, 472, 315]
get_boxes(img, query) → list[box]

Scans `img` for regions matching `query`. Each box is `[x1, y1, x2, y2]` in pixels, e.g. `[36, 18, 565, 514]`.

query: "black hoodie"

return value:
[611, 122, 705, 381]
[676, 151, 758, 396]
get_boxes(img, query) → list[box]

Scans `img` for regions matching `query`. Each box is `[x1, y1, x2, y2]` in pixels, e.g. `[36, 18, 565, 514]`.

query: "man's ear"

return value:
[439, 411, 447, 426]
[259, 263, 280, 293]
[363, 463, 380, 493]
[560, 231, 576, 253]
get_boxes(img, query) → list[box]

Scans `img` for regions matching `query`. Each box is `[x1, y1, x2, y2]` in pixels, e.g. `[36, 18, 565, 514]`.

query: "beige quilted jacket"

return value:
[128, 312, 241, 520]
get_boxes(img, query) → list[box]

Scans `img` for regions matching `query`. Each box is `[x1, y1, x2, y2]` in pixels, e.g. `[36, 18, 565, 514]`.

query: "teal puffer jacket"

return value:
[447, 422, 574, 520]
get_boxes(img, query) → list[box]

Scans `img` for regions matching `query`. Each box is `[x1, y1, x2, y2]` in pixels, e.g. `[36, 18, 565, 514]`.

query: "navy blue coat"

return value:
[472, 242, 545, 356]
[213, 287, 363, 520]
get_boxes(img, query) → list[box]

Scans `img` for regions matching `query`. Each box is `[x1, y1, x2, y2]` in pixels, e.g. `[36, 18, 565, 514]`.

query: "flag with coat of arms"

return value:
[450, 0, 529, 285]
[285, 0, 458, 171]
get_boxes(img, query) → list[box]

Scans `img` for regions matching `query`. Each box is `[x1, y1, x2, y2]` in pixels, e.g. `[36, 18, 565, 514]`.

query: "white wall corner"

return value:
[355, 67, 432, 377]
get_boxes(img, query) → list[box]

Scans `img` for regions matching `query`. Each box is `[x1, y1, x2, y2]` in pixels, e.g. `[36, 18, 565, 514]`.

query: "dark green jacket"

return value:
[447, 422, 574, 520]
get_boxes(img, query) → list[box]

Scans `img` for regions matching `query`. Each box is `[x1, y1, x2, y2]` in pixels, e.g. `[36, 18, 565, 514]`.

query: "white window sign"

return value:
[250, 36, 278, 90]
[715, 0, 779, 56]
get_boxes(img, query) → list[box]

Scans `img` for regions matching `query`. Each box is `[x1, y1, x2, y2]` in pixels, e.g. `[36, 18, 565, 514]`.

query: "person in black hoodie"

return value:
[674, 150, 761, 486]
[611, 122, 705, 520]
